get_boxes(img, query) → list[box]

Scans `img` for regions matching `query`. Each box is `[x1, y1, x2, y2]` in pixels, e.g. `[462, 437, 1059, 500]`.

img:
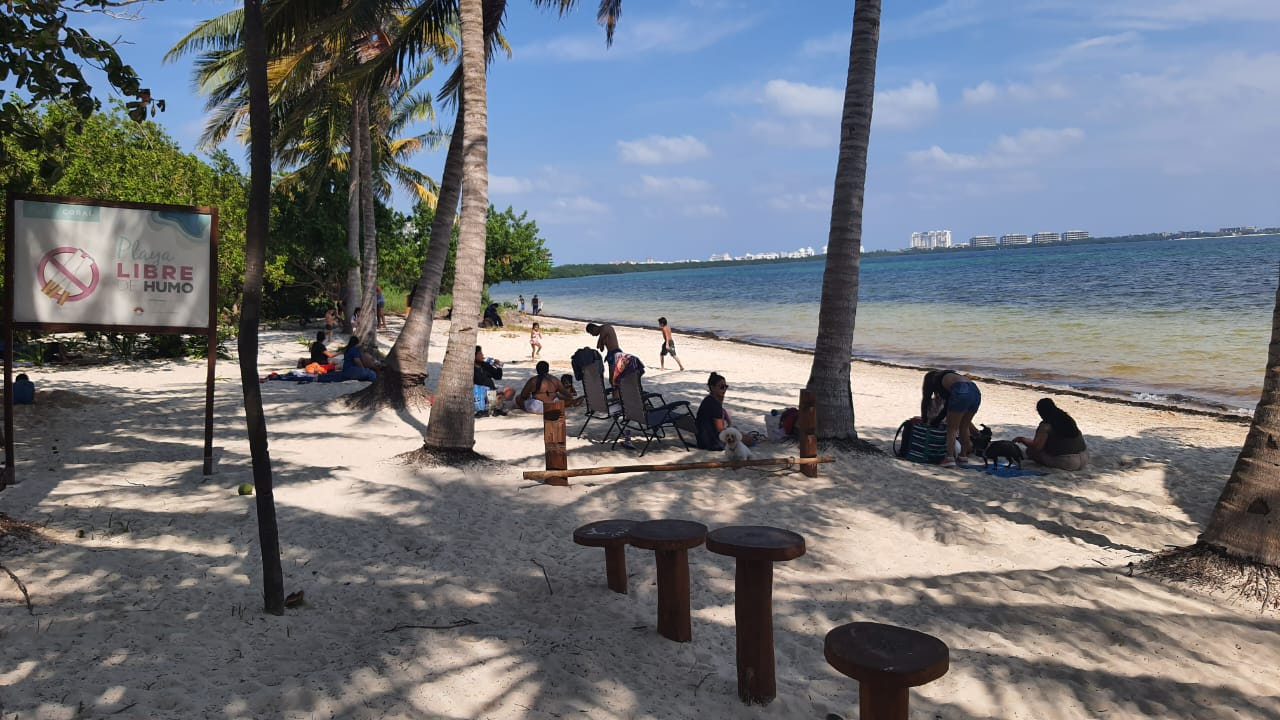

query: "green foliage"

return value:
[387, 202, 552, 295]
[0, 1, 145, 191]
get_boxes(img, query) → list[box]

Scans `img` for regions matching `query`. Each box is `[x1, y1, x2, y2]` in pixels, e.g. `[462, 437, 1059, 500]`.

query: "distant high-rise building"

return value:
[1001, 233, 1031, 246]
[910, 229, 952, 249]
[1032, 231, 1061, 244]
[970, 235, 998, 248]
[1062, 230, 1089, 242]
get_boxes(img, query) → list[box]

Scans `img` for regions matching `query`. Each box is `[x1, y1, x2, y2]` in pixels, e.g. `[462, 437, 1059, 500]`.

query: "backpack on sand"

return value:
[893, 417, 948, 463]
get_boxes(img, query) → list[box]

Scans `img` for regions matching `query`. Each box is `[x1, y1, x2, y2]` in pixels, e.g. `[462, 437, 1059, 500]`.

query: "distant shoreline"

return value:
[530, 313, 1254, 424]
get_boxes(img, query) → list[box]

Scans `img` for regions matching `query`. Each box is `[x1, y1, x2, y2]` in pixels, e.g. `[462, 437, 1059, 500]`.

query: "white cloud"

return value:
[962, 80, 1069, 105]
[1118, 52, 1280, 108]
[761, 79, 843, 118]
[634, 175, 712, 196]
[874, 81, 940, 129]
[617, 135, 710, 165]
[682, 203, 726, 218]
[767, 189, 831, 212]
[536, 195, 609, 225]
[748, 118, 837, 149]
[489, 175, 535, 194]
[908, 127, 1085, 171]
[520, 15, 756, 61]
[1097, 1, 1280, 30]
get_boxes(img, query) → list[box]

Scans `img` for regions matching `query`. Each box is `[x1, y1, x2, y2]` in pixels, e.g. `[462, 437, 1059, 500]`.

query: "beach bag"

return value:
[894, 417, 947, 463]
[779, 407, 800, 437]
[473, 385, 488, 412]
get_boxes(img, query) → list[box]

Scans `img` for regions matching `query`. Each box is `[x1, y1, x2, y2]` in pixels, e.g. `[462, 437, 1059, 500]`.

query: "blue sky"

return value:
[85, 0, 1280, 263]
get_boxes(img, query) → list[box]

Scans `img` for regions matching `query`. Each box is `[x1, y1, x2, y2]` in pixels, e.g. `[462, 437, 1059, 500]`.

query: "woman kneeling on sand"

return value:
[1016, 398, 1089, 470]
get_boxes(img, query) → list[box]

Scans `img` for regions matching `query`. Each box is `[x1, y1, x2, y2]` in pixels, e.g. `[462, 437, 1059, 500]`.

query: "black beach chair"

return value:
[577, 355, 623, 443]
[612, 371, 693, 456]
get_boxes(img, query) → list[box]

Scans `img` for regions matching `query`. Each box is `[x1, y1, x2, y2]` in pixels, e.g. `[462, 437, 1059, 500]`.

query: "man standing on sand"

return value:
[586, 322, 622, 367]
[658, 317, 684, 371]
[531, 294, 541, 316]
[518, 294, 525, 314]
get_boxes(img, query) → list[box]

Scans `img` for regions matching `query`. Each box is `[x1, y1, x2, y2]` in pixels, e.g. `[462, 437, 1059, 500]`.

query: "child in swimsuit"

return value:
[530, 322, 542, 359]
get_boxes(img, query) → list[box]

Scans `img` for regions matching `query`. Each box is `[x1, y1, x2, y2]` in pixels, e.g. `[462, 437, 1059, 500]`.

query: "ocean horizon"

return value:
[495, 234, 1280, 415]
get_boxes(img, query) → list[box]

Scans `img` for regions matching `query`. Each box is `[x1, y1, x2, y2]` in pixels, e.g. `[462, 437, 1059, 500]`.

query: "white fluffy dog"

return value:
[719, 427, 752, 461]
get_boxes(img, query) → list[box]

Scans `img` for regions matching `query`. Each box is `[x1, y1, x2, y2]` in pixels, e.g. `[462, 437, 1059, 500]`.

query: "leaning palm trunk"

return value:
[356, 94, 380, 349]
[1199, 270, 1280, 565]
[424, 0, 487, 450]
[805, 0, 880, 441]
[383, 113, 464, 394]
[240, 0, 284, 616]
[345, 95, 364, 334]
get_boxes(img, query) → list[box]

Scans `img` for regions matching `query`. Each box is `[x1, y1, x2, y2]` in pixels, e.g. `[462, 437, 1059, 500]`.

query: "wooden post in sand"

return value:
[798, 390, 818, 478]
[543, 400, 568, 486]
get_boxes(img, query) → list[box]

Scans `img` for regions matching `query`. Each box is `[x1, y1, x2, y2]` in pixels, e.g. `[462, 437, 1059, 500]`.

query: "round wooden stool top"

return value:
[627, 519, 708, 551]
[824, 622, 949, 688]
[574, 519, 638, 548]
[706, 525, 806, 562]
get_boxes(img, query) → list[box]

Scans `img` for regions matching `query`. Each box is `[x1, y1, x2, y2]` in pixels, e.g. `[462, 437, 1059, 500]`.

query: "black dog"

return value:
[981, 440, 1023, 469]
[971, 424, 992, 455]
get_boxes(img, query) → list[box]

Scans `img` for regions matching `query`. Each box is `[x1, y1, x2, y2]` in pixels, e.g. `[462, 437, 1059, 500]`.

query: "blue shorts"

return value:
[947, 381, 981, 414]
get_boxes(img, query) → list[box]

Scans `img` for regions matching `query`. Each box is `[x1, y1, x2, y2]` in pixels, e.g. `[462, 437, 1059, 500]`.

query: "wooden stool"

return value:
[573, 519, 638, 594]
[627, 519, 708, 642]
[705, 525, 806, 705]
[823, 622, 949, 720]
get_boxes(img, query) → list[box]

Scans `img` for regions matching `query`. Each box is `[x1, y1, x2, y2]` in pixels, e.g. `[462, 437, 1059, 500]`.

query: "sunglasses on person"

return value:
[716, 383, 729, 390]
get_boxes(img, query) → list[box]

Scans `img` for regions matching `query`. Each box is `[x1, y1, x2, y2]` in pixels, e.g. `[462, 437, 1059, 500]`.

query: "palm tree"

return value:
[240, 0, 285, 616]
[804, 1, 880, 442]
[423, 0, 488, 450]
[1143, 271, 1280, 605]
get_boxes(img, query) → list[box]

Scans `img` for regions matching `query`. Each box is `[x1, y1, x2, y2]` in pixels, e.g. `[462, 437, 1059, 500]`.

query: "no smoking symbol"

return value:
[37, 247, 100, 305]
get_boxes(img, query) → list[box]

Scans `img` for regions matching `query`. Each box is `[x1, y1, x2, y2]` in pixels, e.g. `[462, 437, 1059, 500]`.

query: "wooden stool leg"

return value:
[604, 545, 628, 594]
[860, 683, 909, 720]
[734, 559, 776, 704]
[654, 548, 692, 641]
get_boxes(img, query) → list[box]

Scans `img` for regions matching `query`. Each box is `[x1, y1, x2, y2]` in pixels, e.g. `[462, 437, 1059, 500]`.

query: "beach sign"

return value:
[8, 196, 215, 331]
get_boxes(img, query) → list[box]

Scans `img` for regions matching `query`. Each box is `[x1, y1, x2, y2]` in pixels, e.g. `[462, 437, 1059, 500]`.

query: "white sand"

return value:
[2, 314, 1278, 719]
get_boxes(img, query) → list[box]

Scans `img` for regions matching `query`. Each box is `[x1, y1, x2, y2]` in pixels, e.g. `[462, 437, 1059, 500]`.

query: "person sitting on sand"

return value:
[922, 369, 982, 467]
[586, 322, 622, 367]
[695, 372, 759, 451]
[474, 346, 516, 406]
[1016, 398, 1089, 470]
[309, 331, 337, 368]
[515, 361, 574, 413]
[559, 373, 584, 407]
[339, 335, 378, 381]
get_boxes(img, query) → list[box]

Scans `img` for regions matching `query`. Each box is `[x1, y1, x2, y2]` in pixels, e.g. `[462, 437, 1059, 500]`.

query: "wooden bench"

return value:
[823, 621, 949, 720]
[573, 519, 638, 594]
[626, 519, 707, 642]
[706, 525, 806, 705]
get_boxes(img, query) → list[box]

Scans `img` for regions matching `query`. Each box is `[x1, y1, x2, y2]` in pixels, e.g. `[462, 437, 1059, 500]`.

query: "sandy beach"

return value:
[3, 313, 1278, 719]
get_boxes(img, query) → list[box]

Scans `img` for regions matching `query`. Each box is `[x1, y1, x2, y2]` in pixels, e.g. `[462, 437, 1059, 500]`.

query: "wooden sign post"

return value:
[798, 389, 818, 478]
[542, 399, 568, 486]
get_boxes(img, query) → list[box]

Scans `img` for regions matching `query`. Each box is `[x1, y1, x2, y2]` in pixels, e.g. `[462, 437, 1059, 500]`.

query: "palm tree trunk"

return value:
[424, 0, 487, 450]
[384, 112, 464, 392]
[1200, 267, 1280, 565]
[805, 0, 880, 441]
[345, 96, 364, 334]
[357, 93, 380, 349]
[240, 0, 284, 616]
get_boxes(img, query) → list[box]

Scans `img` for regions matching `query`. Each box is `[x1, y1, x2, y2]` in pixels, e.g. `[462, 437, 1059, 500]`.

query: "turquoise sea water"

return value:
[495, 235, 1280, 414]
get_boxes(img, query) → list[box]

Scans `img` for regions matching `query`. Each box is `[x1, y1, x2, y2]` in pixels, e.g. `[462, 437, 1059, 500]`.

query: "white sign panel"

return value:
[12, 198, 212, 329]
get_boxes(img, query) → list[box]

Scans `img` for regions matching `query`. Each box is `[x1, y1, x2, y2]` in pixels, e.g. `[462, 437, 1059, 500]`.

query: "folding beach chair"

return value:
[612, 371, 693, 456]
[577, 355, 623, 443]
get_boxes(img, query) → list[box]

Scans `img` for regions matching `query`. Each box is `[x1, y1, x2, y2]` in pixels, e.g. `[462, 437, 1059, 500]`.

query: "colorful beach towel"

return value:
[963, 464, 1048, 478]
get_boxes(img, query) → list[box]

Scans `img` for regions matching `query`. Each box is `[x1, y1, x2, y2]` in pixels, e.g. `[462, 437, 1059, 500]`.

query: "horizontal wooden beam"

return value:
[523, 456, 834, 483]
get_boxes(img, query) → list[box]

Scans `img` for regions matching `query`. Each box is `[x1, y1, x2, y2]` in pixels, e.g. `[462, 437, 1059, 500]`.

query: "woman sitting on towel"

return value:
[1016, 398, 1089, 470]
[515, 361, 573, 413]
[695, 372, 758, 451]
[339, 335, 379, 381]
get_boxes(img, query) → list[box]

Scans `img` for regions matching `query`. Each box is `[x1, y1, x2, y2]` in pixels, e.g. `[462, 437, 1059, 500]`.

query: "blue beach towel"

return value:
[963, 464, 1047, 478]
